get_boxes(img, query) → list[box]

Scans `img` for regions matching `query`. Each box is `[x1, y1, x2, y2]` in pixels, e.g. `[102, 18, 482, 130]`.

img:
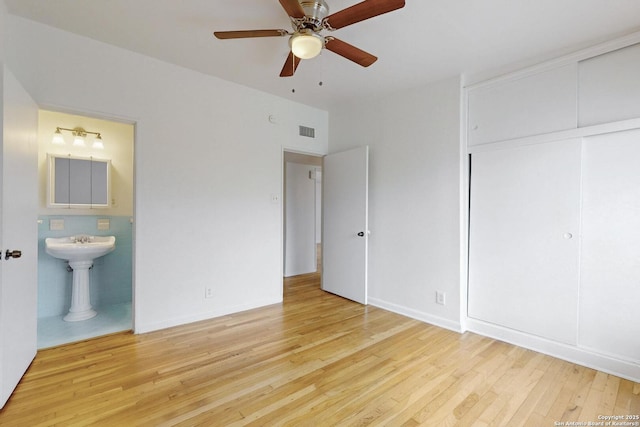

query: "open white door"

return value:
[0, 67, 39, 409]
[322, 146, 368, 304]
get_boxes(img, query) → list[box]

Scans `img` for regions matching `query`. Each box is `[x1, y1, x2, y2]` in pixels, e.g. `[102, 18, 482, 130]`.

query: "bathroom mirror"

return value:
[47, 154, 111, 208]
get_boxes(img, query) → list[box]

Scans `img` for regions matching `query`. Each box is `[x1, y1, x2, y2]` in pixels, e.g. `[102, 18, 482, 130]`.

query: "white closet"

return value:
[466, 41, 640, 379]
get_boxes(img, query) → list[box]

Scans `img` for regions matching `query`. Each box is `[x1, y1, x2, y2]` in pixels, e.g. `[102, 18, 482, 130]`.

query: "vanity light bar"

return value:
[52, 126, 105, 149]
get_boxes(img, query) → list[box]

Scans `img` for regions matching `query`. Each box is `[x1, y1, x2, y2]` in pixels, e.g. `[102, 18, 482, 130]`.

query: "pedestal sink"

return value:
[45, 235, 116, 321]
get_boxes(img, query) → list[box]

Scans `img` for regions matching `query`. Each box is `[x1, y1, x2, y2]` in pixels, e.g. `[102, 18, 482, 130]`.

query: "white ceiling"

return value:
[5, 0, 640, 110]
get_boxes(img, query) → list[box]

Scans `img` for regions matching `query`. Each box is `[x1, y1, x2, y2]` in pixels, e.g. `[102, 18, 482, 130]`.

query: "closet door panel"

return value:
[468, 139, 581, 344]
[468, 64, 577, 146]
[579, 129, 640, 361]
[579, 43, 640, 127]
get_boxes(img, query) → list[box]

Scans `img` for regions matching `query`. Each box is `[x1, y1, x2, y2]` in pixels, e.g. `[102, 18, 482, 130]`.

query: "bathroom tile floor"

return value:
[37, 302, 132, 349]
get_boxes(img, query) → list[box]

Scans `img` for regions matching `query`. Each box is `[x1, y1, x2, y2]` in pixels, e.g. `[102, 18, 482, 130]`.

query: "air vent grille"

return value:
[299, 125, 315, 138]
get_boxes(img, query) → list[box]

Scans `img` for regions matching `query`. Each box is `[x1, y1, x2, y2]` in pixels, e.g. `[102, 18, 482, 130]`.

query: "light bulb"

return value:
[92, 134, 104, 149]
[73, 134, 86, 147]
[52, 129, 65, 145]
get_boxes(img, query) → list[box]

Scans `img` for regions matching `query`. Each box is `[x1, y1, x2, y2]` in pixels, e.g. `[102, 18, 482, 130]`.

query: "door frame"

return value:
[281, 148, 324, 285]
[36, 103, 138, 333]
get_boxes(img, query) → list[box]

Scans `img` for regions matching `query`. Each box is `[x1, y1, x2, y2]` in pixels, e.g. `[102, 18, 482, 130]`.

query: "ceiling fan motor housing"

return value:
[299, 0, 329, 30]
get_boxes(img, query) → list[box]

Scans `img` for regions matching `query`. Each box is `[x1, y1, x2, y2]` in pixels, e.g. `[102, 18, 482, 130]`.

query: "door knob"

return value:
[5, 250, 22, 260]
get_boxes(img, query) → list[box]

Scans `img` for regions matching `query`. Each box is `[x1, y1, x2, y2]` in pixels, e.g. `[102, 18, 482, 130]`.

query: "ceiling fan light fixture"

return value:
[290, 31, 324, 59]
[213, 0, 406, 77]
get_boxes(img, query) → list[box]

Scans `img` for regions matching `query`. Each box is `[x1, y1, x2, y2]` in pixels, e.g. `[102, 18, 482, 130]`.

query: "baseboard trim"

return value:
[368, 297, 462, 333]
[466, 318, 640, 383]
[135, 296, 282, 334]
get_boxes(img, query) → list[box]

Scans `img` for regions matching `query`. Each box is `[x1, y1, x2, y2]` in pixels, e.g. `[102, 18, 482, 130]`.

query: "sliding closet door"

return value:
[468, 139, 581, 344]
[579, 129, 640, 360]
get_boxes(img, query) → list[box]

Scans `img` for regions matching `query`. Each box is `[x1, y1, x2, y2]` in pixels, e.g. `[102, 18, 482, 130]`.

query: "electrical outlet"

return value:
[205, 286, 214, 299]
[436, 291, 446, 306]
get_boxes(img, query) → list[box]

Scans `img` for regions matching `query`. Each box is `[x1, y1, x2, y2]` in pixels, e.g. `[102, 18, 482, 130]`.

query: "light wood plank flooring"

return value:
[1, 272, 638, 426]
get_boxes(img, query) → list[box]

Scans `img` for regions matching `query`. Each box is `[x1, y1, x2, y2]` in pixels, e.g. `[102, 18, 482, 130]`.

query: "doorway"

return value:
[36, 110, 135, 348]
[283, 151, 323, 279]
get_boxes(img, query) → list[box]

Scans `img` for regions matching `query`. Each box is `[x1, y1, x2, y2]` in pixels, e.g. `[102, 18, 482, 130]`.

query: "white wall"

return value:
[0, 2, 5, 62]
[5, 15, 329, 333]
[328, 76, 462, 331]
[284, 162, 317, 277]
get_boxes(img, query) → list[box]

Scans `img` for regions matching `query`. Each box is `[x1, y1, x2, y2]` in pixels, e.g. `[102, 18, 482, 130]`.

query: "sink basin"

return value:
[45, 235, 115, 262]
[44, 235, 116, 322]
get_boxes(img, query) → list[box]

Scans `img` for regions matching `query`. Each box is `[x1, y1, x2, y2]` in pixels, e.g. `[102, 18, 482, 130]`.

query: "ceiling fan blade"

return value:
[279, 0, 306, 18]
[280, 51, 302, 77]
[325, 38, 377, 67]
[325, 0, 405, 30]
[214, 29, 288, 39]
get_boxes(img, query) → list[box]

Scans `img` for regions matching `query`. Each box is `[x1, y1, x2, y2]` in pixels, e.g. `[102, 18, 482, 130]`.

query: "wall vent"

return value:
[299, 125, 315, 138]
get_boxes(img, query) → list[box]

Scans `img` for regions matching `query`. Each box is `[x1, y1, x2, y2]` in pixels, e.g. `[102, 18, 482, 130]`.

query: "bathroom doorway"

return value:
[36, 110, 135, 348]
[283, 151, 323, 279]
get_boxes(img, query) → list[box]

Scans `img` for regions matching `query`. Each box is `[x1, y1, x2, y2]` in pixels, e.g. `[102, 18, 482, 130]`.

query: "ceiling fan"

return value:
[213, 0, 406, 77]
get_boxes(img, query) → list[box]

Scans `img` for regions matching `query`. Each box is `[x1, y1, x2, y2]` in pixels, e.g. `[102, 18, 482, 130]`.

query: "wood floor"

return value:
[1, 272, 638, 426]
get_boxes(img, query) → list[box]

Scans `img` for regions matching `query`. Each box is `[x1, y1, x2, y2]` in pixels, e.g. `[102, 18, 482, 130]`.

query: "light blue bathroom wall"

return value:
[38, 215, 133, 318]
